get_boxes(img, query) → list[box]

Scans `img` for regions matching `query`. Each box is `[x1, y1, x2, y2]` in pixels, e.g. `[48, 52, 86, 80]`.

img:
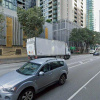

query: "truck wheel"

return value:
[18, 88, 35, 100]
[64, 55, 67, 60]
[67, 55, 70, 59]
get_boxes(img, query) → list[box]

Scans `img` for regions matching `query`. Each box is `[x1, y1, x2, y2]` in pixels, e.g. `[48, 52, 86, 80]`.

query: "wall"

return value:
[53, 19, 80, 46]
[0, 6, 23, 46]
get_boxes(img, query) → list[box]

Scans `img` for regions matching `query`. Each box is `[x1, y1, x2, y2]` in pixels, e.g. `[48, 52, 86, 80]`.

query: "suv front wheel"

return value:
[18, 88, 35, 100]
[59, 74, 66, 85]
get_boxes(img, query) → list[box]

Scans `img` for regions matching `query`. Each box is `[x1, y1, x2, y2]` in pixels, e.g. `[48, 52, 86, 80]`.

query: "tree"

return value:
[0, 13, 5, 39]
[17, 7, 44, 39]
[0, 0, 2, 4]
[69, 28, 95, 53]
[46, 19, 52, 23]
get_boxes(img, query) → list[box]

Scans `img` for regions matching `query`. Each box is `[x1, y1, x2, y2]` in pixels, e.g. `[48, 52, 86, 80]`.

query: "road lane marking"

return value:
[68, 58, 90, 65]
[67, 70, 100, 100]
[70, 55, 92, 60]
[69, 57, 100, 69]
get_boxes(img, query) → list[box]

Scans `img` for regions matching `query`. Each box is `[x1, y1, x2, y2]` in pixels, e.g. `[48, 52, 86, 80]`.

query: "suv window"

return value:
[40, 64, 50, 73]
[50, 61, 59, 70]
[50, 61, 64, 70]
[59, 61, 64, 66]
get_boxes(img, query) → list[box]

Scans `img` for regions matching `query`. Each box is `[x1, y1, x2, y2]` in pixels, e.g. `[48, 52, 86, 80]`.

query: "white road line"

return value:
[70, 55, 91, 60]
[69, 57, 100, 69]
[68, 58, 90, 65]
[67, 70, 100, 100]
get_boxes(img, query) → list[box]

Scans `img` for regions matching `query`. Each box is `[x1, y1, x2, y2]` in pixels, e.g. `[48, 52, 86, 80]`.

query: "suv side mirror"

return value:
[39, 71, 44, 76]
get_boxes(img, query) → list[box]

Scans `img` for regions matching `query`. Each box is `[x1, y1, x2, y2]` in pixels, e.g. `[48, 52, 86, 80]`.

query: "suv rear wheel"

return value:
[18, 88, 35, 100]
[59, 74, 66, 85]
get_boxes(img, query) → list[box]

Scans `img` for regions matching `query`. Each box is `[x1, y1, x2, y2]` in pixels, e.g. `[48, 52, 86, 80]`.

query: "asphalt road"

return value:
[0, 54, 100, 100]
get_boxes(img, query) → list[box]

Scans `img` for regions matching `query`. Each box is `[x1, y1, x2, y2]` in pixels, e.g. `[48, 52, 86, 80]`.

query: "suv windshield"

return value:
[17, 62, 41, 75]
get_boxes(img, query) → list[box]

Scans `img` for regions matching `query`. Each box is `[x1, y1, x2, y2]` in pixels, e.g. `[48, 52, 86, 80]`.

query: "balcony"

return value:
[74, 20, 77, 23]
[53, 1, 57, 6]
[49, 11, 52, 16]
[53, 15, 57, 18]
[40, 0, 43, 5]
[53, 6, 57, 10]
[53, 19, 57, 23]
[48, 7, 52, 11]
[49, 4, 52, 7]
[49, 0, 52, 4]
[74, 0, 77, 2]
[49, 16, 52, 20]
[74, 7, 77, 11]
[74, 3, 77, 7]
[53, 10, 57, 14]
[17, 0, 25, 5]
[81, 24, 83, 26]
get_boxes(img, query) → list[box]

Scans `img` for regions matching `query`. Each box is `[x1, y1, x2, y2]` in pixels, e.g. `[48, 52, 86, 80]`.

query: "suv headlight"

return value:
[3, 87, 17, 92]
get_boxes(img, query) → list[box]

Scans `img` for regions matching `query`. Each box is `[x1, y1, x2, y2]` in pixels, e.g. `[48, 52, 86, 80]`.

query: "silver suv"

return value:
[0, 58, 68, 100]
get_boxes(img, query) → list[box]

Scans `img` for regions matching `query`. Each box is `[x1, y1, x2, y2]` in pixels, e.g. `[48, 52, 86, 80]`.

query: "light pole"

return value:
[93, 34, 96, 50]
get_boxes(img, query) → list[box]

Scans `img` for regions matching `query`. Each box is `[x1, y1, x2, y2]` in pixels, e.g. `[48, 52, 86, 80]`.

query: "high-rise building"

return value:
[68, 0, 86, 28]
[36, 0, 59, 22]
[36, 0, 69, 23]
[37, 0, 86, 27]
[86, 0, 94, 30]
[99, 10, 100, 32]
[0, 0, 35, 56]
[1, 0, 36, 10]
[1, 0, 17, 11]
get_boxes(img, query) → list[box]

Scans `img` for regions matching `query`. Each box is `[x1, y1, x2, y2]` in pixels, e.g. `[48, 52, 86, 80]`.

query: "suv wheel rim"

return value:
[60, 75, 66, 84]
[22, 91, 33, 100]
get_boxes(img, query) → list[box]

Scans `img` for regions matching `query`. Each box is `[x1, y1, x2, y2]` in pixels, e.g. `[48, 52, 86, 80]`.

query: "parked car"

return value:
[0, 58, 68, 100]
[93, 52, 100, 56]
[89, 49, 95, 54]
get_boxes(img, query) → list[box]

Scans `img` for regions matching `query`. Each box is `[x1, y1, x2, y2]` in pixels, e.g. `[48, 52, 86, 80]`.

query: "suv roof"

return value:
[30, 58, 63, 65]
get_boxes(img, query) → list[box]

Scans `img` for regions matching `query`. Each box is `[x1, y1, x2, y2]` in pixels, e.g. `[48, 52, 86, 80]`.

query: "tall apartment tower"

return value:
[37, 0, 86, 27]
[36, 0, 68, 23]
[99, 10, 100, 32]
[86, 0, 94, 30]
[68, 0, 86, 27]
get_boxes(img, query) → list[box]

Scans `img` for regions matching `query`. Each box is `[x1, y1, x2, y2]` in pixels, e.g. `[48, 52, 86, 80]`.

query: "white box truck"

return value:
[26, 37, 71, 60]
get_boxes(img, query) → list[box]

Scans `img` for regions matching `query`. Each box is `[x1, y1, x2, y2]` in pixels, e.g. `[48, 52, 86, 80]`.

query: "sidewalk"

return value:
[0, 54, 27, 59]
[0, 54, 29, 64]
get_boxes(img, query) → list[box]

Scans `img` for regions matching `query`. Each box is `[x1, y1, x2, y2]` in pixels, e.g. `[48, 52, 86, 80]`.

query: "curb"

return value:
[0, 60, 29, 65]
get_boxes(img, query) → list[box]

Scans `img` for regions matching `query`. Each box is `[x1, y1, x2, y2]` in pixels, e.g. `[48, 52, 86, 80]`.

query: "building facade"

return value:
[37, 0, 86, 27]
[0, 0, 34, 56]
[86, 0, 94, 31]
[53, 19, 80, 46]
[37, 0, 58, 23]
[36, 0, 68, 23]
[68, 0, 86, 28]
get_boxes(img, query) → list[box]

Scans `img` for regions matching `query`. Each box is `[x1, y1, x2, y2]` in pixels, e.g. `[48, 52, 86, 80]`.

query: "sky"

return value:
[94, 0, 100, 32]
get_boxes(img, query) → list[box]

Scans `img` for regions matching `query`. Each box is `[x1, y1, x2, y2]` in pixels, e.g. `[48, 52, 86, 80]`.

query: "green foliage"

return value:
[0, 0, 2, 4]
[46, 19, 52, 23]
[70, 28, 100, 53]
[17, 7, 44, 38]
[0, 13, 5, 39]
[93, 31, 100, 44]
[70, 28, 96, 45]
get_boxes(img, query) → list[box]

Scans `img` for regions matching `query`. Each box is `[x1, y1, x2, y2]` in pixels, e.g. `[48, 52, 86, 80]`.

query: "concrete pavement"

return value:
[0, 54, 100, 100]
[0, 54, 29, 64]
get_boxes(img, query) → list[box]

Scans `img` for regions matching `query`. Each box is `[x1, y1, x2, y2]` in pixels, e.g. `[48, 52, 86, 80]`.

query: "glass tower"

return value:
[1, 0, 36, 11]
[86, 0, 94, 31]
[2, 0, 17, 11]
[40, 0, 57, 23]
